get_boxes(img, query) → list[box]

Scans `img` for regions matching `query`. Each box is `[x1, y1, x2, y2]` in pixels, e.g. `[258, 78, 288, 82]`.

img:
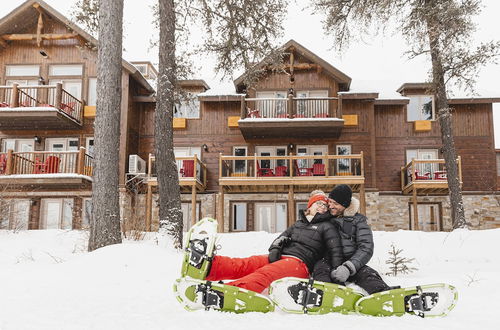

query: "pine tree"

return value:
[385, 243, 417, 276]
[311, 0, 500, 229]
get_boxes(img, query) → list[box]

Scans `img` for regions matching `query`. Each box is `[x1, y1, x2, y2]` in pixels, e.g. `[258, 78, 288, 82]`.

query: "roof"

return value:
[0, 0, 154, 93]
[178, 79, 210, 91]
[234, 39, 352, 91]
[396, 82, 433, 94]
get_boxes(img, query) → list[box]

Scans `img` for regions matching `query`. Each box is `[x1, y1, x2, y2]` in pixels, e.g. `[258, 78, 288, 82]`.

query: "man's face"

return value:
[328, 198, 346, 216]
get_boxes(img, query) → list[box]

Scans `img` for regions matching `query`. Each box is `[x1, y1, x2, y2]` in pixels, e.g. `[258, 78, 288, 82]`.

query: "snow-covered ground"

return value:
[0, 228, 498, 330]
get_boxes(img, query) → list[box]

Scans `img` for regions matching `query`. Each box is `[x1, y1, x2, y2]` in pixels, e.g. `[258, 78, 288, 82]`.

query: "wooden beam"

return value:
[191, 185, 197, 226]
[412, 189, 419, 231]
[36, 12, 44, 47]
[218, 186, 225, 233]
[145, 184, 153, 231]
[359, 184, 366, 215]
[2, 33, 79, 41]
[0, 37, 8, 48]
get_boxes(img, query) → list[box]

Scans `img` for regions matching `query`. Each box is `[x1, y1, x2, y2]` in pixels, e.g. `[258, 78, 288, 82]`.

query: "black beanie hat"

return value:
[329, 184, 352, 208]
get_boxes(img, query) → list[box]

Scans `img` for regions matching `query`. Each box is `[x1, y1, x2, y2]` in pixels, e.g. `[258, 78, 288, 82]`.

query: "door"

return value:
[181, 203, 200, 231]
[43, 199, 62, 229]
[409, 203, 442, 231]
[10, 200, 29, 230]
[336, 145, 352, 175]
[233, 147, 247, 176]
[49, 79, 82, 99]
[2, 139, 34, 152]
[255, 203, 287, 233]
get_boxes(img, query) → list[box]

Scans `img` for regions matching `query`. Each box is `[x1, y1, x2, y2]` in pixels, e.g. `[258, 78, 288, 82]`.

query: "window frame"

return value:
[406, 94, 435, 121]
[231, 202, 247, 232]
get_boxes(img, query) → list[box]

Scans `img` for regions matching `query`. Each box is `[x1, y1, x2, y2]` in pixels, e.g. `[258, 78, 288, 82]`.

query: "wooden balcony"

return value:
[238, 97, 343, 139]
[0, 148, 93, 188]
[401, 158, 462, 195]
[218, 153, 365, 193]
[0, 83, 84, 129]
[146, 154, 207, 192]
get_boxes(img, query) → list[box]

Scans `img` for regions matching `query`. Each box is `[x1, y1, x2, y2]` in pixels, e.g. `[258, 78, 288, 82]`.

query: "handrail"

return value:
[148, 154, 207, 187]
[0, 83, 84, 124]
[0, 148, 92, 176]
[401, 158, 459, 190]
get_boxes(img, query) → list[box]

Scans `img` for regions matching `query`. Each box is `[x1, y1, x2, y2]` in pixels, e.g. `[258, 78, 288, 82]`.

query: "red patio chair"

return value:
[247, 108, 261, 118]
[43, 156, 61, 174]
[256, 161, 274, 177]
[293, 114, 306, 118]
[274, 165, 287, 176]
[434, 171, 447, 180]
[312, 163, 326, 176]
[414, 170, 431, 180]
[0, 102, 10, 107]
[293, 159, 313, 176]
[276, 113, 288, 118]
[314, 113, 329, 118]
[180, 160, 194, 177]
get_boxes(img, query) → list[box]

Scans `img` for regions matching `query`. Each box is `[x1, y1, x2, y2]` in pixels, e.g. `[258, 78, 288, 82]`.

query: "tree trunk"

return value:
[89, 0, 124, 251]
[156, 0, 183, 248]
[426, 12, 467, 229]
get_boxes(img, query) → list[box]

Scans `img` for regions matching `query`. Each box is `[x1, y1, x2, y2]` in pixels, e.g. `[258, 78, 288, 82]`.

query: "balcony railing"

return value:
[242, 96, 339, 119]
[0, 83, 84, 124]
[219, 153, 363, 179]
[147, 154, 207, 188]
[401, 157, 462, 190]
[0, 148, 93, 176]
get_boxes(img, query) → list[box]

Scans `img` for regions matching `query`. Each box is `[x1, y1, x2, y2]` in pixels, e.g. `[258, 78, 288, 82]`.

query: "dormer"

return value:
[131, 61, 158, 81]
[397, 83, 435, 121]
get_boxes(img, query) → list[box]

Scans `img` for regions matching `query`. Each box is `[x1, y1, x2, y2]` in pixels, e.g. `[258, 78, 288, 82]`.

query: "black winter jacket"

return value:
[268, 211, 343, 272]
[330, 197, 374, 272]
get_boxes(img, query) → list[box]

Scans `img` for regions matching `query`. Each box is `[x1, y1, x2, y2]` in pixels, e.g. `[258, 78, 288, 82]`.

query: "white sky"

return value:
[1, 0, 499, 145]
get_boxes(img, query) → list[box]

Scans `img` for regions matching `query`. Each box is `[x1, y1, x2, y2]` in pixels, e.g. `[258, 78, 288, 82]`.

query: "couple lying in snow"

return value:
[204, 184, 394, 294]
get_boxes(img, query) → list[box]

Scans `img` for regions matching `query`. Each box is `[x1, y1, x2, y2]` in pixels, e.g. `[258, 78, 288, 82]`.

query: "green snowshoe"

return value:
[174, 277, 275, 313]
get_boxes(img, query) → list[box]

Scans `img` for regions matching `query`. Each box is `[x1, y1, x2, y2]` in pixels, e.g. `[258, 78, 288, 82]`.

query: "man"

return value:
[313, 184, 393, 294]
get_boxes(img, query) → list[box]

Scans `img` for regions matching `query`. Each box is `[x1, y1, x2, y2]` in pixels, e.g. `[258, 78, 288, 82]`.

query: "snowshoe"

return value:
[269, 277, 364, 314]
[173, 277, 275, 313]
[180, 217, 218, 280]
[355, 283, 458, 317]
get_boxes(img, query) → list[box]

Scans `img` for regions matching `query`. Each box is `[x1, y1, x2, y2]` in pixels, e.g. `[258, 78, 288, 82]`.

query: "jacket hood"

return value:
[344, 197, 360, 217]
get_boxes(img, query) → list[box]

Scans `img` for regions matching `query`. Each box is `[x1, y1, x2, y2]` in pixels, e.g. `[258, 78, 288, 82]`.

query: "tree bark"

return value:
[156, 0, 183, 248]
[89, 0, 124, 251]
[425, 10, 467, 229]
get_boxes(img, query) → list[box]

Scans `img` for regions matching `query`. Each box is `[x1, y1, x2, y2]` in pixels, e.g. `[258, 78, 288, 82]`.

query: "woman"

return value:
[204, 192, 343, 293]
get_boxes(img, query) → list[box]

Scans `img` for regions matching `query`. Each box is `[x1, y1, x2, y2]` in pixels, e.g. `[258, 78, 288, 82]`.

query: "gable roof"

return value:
[234, 39, 351, 91]
[0, 0, 154, 93]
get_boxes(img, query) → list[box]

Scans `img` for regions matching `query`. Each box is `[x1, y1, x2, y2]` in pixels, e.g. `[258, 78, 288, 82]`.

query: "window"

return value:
[336, 145, 351, 175]
[86, 137, 95, 157]
[0, 199, 29, 230]
[296, 90, 328, 116]
[233, 146, 247, 175]
[49, 64, 83, 76]
[409, 203, 442, 231]
[45, 138, 79, 152]
[82, 198, 92, 229]
[296, 145, 328, 168]
[135, 64, 148, 75]
[181, 203, 200, 231]
[255, 146, 287, 170]
[407, 95, 434, 121]
[2, 139, 34, 152]
[255, 203, 287, 233]
[296, 202, 308, 220]
[256, 91, 287, 117]
[174, 93, 200, 118]
[41, 199, 73, 229]
[6, 65, 40, 77]
[232, 203, 247, 231]
[88, 78, 97, 106]
[49, 79, 82, 99]
[406, 149, 439, 177]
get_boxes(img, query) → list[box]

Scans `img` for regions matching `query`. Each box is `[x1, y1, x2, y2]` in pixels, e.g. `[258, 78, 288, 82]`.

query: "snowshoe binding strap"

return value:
[197, 281, 224, 310]
[287, 279, 323, 313]
[187, 238, 213, 269]
[405, 286, 439, 318]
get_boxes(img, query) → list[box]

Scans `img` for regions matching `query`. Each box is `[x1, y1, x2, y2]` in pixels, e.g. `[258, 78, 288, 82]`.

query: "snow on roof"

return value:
[0, 173, 93, 181]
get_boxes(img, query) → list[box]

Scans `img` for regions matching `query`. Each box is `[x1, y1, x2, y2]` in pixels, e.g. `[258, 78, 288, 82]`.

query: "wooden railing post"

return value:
[458, 156, 462, 184]
[148, 153, 152, 178]
[5, 149, 13, 175]
[360, 151, 364, 176]
[11, 84, 19, 108]
[240, 96, 246, 119]
[411, 160, 416, 182]
[218, 153, 223, 178]
[55, 83, 62, 109]
[193, 154, 198, 180]
[324, 155, 329, 176]
[254, 153, 257, 178]
[288, 94, 294, 118]
[77, 147, 86, 174]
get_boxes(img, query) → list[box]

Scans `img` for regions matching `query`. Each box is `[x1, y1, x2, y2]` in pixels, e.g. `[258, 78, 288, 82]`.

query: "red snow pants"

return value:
[206, 254, 309, 293]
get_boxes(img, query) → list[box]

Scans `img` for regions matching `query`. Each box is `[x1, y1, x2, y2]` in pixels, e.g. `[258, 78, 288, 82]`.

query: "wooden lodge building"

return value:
[1, 0, 500, 232]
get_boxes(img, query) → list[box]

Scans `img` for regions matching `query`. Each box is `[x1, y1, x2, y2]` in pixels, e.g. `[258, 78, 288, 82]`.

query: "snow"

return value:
[0, 174, 93, 181]
[0, 228, 499, 329]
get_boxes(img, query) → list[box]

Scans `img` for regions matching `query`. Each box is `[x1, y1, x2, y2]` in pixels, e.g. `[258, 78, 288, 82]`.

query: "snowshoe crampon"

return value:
[355, 283, 458, 317]
[269, 277, 364, 314]
[173, 277, 275, 313]
[180, 217, 218, 280]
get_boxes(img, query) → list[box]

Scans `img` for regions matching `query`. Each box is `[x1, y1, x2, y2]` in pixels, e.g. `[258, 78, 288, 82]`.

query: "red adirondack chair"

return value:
[180, 160, 194, 177]
[0, 154, 7, 174]
[294, 159, 313, 176]
[256, 161, 274, 177]
[274, 165, 287, 176]
[312, 163, 326, 176]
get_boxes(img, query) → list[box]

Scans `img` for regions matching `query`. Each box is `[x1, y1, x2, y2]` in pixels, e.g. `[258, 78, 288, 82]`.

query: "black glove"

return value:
[268, 248, 281, 263]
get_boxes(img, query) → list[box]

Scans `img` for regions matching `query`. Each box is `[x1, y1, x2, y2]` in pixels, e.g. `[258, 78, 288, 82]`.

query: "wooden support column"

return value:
[55, 83, 62, 109]
[5, 149, 13, 175]
[240, 95, 246, 118]
[77, 147, 86, 174]
[359, 184, 366, 215]
[288, 186, 295, 227]
[412, 189, 419, 231]
[145, 184, 153, 231]
[218, 186, 225, 233]
[29, 198, 41, 230]
[11, 83, 19, 108]
[72, 197, 83, 230]
[36, 11, 44, 47]
[191, 185, 197, 226]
